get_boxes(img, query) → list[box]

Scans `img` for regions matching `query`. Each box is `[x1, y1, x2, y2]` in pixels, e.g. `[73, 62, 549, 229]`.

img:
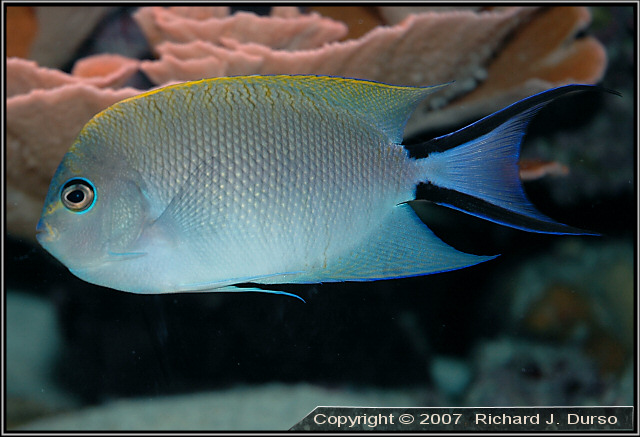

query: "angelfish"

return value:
[36, 75, 596, 299]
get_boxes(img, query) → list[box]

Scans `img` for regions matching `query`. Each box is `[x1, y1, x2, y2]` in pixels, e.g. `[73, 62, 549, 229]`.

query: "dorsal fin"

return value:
[255, 76, 448, 143]
[191, 75, 447, 144]
[102, 74, 447, 145]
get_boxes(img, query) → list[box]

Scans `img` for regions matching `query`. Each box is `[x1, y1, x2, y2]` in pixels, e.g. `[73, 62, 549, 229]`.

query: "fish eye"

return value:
[61, 178, 96, 213]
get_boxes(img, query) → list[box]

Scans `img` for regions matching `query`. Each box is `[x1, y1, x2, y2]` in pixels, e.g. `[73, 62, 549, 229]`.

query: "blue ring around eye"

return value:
[60, 177, 97, 214]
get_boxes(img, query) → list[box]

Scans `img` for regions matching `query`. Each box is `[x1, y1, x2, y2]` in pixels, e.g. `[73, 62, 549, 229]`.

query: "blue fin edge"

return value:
[410, 85, 615, 235]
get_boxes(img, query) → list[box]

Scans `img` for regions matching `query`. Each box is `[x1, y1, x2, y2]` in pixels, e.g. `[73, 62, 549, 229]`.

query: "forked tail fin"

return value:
[407, 85, 617, 235]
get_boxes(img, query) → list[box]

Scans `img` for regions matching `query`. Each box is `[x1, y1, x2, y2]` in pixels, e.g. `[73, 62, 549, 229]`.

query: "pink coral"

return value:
[7, 56, 139, 98]
[133, 6, 348, 51]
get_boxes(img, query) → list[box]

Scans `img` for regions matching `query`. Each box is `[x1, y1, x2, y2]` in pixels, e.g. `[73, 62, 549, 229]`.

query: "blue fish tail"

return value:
[408, 85, 609, 235]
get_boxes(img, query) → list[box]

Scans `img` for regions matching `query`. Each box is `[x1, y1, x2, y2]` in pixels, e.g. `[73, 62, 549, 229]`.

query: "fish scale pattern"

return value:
[114, 78, 415, 282]
[51, 76, 432, 291]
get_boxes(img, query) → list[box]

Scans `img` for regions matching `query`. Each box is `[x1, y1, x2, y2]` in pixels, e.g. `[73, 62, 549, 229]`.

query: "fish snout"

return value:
[35, 219, 59, 244]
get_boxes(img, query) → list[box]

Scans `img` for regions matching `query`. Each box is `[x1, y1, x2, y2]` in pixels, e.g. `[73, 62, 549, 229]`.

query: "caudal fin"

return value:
[408, 85, 616, 235]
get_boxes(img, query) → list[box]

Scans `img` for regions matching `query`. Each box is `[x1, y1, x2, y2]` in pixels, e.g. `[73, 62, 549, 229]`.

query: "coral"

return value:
[133, 6, 348, 51]
[7, 56, 140, 97]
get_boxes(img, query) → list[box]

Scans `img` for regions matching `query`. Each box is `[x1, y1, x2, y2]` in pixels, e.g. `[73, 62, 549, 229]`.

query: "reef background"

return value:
[5, 6, 636, 430]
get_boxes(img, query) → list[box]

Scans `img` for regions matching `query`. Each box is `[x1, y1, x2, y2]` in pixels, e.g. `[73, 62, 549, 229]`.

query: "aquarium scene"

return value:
[5, 5, 636, 431]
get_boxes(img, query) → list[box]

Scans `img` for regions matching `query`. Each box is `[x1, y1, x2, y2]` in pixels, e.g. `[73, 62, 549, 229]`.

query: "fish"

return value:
[36, 75, 601, 300]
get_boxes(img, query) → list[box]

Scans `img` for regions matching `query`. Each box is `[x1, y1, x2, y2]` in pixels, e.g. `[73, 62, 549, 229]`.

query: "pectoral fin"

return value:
[214, 286, 305, 302]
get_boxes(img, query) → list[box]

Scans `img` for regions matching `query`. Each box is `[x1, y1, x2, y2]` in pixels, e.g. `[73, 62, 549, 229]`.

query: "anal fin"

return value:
[291, 203, 496, 283]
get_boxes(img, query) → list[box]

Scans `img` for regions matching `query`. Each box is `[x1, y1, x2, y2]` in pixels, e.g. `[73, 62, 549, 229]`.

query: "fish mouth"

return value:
[35, 219, 58, 244]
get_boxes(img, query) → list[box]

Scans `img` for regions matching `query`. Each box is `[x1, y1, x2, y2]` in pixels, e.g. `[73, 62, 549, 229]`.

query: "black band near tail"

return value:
[415, 182, 594, 235]
[405, 85, 616, 158]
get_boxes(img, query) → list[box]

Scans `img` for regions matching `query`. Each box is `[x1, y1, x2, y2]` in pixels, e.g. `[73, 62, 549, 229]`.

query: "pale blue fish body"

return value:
[36, 75, 594, 296]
